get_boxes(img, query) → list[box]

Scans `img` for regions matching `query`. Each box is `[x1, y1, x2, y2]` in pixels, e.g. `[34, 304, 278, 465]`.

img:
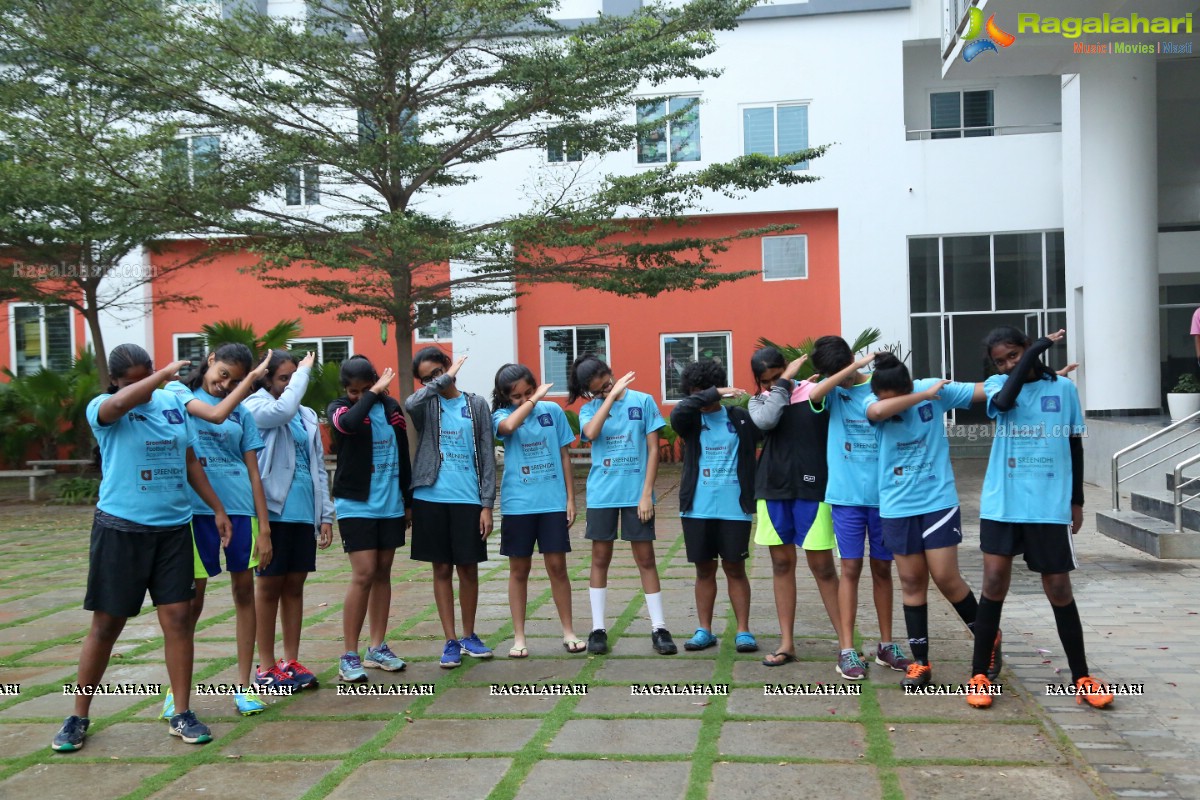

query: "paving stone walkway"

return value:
[0, 461, 1195, 799]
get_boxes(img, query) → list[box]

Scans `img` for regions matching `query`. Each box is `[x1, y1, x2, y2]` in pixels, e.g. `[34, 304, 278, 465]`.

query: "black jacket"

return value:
[671, 388, 761, 516]
[327, 391, 413, 507]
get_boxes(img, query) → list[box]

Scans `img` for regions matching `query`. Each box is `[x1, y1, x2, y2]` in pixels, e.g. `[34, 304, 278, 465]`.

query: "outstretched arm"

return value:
[867, 379, 949, 422]
[182, 353, 272, 424]
[97, 360, 190, 424]
[809, 352, 875, 403]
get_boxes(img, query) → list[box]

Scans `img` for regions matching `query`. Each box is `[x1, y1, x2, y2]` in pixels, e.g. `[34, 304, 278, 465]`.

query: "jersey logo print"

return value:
[228, 411, 240, 424]
[461, 406, 471, 418]
[726, 422, 736, 433]
[162, 409, 184, 424]
[628, 407, 642, 420]
[918, 404, 934, 422]
[1041, 396, 1061, 412]
[537, 413, 554, 427]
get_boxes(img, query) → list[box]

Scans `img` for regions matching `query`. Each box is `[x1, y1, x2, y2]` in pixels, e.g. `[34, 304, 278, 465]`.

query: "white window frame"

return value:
[539, 324, 611, 396]
[659, 331, 733, 404]
[166, 134, 220, 186]
[287, 336, 354, 364]
[545, 126, 583, 165]
[739, 100, 811, 170]
[634, 94, 702, 166]
[413, 301, 452, 342]
[929, 88, 995, 138]
[761, 234, 808, 282]
[8, 302, 76, 377]
[284, 165, 321, 206]
[171, 333, 208, 379]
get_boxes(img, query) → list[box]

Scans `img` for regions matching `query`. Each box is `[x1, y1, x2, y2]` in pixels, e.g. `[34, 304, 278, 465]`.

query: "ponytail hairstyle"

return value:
[749, 346, 787, 389]
[983, 326, 1057, 381]
[184, 342, 253, 392]
[492, 363, 536, 412]
[259, 349, 299, 391]
[339, 354, 378, 387]
[567, 353, 611, 404]
[679, 359, 726, 396]
[811, 335, 853, 377]
[105, 343, 152, 395]
[412, 345, 452, 377]
[869, 352, 913, 397]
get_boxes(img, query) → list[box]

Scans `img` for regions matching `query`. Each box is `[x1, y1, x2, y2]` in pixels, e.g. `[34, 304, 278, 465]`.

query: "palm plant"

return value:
[0, 348, 100, 465]
[199, 318, 302, 354]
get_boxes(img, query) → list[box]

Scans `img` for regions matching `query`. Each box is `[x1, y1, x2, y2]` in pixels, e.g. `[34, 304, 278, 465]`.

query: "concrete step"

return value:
[1130, 489, 1200, 531]
[1095, 509, 1200, 559]
[1162, 471, 1200, 493]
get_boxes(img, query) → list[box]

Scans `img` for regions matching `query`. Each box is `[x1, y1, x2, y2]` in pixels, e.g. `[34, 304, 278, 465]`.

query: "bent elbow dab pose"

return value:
[811, 337, 911, 676]
[53, 345, 229, 752]
[571, 354, 676, 656]
[670, 360, 759, 654]
[245, 351, 334, 692]
[492, 364, 583, 658]
[865, 354, 996, 689]
[749, 347, 849, 673]
[329, 355, 413, 681]
[163, 343, 273, 718]
[968, 329, 1112, 709]
[405, 349, 497, 669]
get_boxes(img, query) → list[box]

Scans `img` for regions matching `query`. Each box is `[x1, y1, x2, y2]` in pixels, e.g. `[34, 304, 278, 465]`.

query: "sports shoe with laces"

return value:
[875, 642, 913, 672]
[440, 639, 462, 669]
[282, 659, 319, 690]
[234, 688, 267, 716]
[365, 642, 407, 671]
[1075, 676, 1114, 708]
[987, 629, 1004, 682]
[651, 628, 677, 655]
[587, 628, 609, 655]
[51, 715, 89, 752]
[837, 649, 868, 680]
[966, 674, 993, 708]
[168, 710, 212, 744]
[459, 633, 493, 659]
[256, 661, 300, 691]
[338, 651, 368, 683]
[901, 662, 933, 689]
[160, 688, 175, 720]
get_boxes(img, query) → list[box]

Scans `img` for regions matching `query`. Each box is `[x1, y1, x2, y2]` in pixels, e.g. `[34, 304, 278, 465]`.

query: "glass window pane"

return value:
[943, 235, 991, 311]
[323, 339, 350, 364]
[993, 233, 1043, 310]
[285, 166, 302, 205]
[542, 329, 574, 386]
[636, 101, 667, 164]
[176, 335, 207, 379]
[742, 107, 775, 156]
[575, 327, 607, 362]
[963, 90, 994, 137]
[191, 136, 219, 179]
[304, 165, 320, 205]
[910, 316, 943, 379]
[696, 334, 729, 365]
[44, 305, 72, 372]
[663, 335, 696, 402]
[163, 139, 189, 183]
[762, 235, 806, 280]
[358, 109, 377, 144]
[777, 104, 808, 169]
[13, 306, 41, 377]
[930, 92, 961, 139]
[908, 237, 940, 314]
[1046, 311, 1067, 371]
[669, 96, 700, 163]
[1046, 231, 1066, 308]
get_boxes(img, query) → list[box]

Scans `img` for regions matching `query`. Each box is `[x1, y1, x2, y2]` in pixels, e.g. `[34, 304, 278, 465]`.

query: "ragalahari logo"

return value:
[961, 7, 1016, 61]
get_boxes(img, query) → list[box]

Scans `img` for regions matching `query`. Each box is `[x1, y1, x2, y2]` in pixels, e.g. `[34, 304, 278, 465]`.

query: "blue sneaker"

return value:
[459, 633, 493, 659]
[51, 715, 89, 752]
[160, 689, 175, 720]
[440, 639, 462, 669]
[735, 632, 759, 653]
[338, 651, 367, 683]
[364, 643, 407, 672]
[168, 710, 212, 744]
[684, 628, 717, 651]
[234, 688, 267, 716]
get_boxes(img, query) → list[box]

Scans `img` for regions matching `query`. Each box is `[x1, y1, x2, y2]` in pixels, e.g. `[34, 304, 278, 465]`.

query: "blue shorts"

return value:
[831, 505, 892, 561]
[501, 511, 571, 558]
[881, 507, 962, 556]
[192, 515, 258, 579]
[764, 499, 821, 547]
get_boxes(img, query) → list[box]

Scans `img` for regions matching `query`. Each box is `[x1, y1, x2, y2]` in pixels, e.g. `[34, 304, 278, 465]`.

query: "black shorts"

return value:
[84, 517, 195, 618]
[258, 520, 318, 576]
[500, 512, 571, 558]
[682, 518, 751, 563]
[980, 519, 1078, 574]
[585, 506, 656, 542]
[338, 516, 405, 554]
[410, 499, 487, 565]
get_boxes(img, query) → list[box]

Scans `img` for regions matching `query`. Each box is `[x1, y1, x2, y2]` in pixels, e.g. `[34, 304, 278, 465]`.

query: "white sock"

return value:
[590, 587, 607, 631]
[645, 591, 666, 631]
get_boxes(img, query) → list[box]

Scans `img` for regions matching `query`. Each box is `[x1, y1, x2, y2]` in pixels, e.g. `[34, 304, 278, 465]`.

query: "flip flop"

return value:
[762, 651, 797, 667]
[562, 638, 587, 654]
[508, 646, 529, 659]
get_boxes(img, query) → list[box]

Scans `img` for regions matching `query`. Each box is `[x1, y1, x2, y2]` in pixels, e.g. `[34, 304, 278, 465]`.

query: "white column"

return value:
[447, 260, 517, 395]
[1064, 58, 1159, 412]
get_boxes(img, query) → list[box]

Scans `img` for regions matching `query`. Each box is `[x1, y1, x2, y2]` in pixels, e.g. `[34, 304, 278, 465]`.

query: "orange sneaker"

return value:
[1075, 676, 1114, 708]
[901, 662, 932, 689]
[966, 674, 993, 708]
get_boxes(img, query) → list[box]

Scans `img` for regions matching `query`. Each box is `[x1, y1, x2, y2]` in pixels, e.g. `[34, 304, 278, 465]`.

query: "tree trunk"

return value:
[82, 287, 110, 389]
[393, 314, 416, 403]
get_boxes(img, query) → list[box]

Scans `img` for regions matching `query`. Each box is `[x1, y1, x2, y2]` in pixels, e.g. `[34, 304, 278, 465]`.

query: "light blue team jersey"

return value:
[682, 407, 751, 522]
[274, 413, 316, 525]
[87, 389, 198, 527]
[413, 394, 481, 505]
[336, 403, 404, 519]
[868, 379, 975, 519]
[579, 389, 666, 509]
[981, 374, 1085, 525]
[493, 401, 576, 515]
[824, 380, 880, 507]
[164, 382, 264, 516]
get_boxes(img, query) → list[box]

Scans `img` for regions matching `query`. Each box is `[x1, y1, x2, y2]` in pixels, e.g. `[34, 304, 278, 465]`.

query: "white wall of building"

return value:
[90, 246, 157, 361]
[1158, 59, 1200, 226]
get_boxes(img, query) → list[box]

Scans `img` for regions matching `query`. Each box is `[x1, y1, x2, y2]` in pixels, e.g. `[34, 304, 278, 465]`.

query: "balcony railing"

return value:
[942, 0, 976, 59]
[905, 123, 1062, 141]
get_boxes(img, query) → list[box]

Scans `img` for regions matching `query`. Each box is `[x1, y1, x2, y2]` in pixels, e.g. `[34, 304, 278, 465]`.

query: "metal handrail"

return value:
[1173, 453, 1200, 532]
[906, 124, 1063, 140]
[1123, 444, 1200, 484]
[1111, 408, 1200, 511]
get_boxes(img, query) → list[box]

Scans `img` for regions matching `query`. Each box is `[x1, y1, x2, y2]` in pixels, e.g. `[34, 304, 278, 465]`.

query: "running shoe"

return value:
[338, 651, 368, 683]
[51, 715, 89, 752]
[364, 643, 407, 671]
[168, 710, 213, 744]
[1075, 676, 1114, 708]
[875, 642, 913, 672]
[683, 628, 717, 651]
[966, 674, 993, 708]
[735, 632, 759, 652]
[459, 633, 493, 659]
[651, 628, 678, 655]
[282, 659, 319, 690]
[587, 628, 609, 655]
[440, 639, 462, 669]
[234, 688, 267, 716]
[256, 661, 300, 691]
[901, 662, 933, 689]
[987, 630, 1004, 682]
[160, 688, 175, 720]
[837, 649, 868, 680]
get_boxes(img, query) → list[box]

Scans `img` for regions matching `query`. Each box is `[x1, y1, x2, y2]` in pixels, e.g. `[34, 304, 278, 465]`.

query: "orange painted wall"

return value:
[514, 210, 841, 411]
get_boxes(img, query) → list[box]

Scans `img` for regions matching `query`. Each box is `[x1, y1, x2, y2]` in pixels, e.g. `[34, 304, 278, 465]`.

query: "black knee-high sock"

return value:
[1052, 600, 1089, 683]
[903, 604, 929, 665]
[972, 596, 1004, 677]
[951, 590, 978, 632]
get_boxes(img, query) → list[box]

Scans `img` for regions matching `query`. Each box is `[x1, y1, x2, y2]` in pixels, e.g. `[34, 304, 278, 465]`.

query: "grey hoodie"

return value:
[403, 372, 496, 509]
